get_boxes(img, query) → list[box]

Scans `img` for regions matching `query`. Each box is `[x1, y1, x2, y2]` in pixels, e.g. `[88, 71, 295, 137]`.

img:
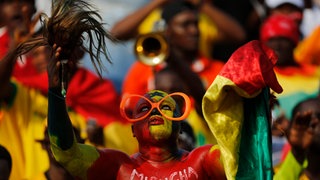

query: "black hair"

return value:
[0, 145, 12, 173]
[161, 0, 197, 24]
[180, 120, 196, 143]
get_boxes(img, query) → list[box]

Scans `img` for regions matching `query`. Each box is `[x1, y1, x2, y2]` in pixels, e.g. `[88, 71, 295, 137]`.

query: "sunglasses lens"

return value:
[122, 96, 152, 120]
[121, 93, 190, 121]
[161, 94, 188, 120]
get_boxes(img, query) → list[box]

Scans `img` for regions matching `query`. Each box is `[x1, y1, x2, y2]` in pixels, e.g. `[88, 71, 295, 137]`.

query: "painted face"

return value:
[166, 10, 199, 53]
[121, 92, 191, 122]
[131, 90, 181, 142]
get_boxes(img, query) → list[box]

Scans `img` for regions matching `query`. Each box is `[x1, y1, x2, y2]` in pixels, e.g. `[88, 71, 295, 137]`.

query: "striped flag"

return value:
[202, 40, 283, 180]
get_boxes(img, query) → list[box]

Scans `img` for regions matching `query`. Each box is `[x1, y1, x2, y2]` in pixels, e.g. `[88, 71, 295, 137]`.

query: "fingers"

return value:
[292, 111, 312, 130]
[51, 44, 62, 59]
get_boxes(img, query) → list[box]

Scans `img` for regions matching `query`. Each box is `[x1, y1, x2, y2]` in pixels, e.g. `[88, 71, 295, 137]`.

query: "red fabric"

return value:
[0, 30, 10, 59]
[219, 40, 283, 95]
[16, 71, 48, 95]
[260, 14, 300, 45]
[66, 68, 126, 127]
[281, 142, 291, 161]
[122, 55, 225, 96]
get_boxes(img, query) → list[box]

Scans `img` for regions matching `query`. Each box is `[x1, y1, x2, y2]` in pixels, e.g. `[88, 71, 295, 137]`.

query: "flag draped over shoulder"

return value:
[202, 40, 283, 180]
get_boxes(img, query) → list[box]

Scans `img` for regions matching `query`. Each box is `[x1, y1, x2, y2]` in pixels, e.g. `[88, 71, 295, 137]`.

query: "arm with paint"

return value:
[0, 12, 38, 102]
[47, 46, 131, 179]
[47, 45, 101, 178]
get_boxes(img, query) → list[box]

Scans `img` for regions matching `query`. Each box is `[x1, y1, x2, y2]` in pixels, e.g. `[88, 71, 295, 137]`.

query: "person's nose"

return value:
[189, 24, 199, 36]
[151, 108, 161, 115]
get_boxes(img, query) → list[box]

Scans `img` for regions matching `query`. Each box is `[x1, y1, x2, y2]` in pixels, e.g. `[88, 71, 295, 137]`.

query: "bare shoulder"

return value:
[188, 144, 215, 159]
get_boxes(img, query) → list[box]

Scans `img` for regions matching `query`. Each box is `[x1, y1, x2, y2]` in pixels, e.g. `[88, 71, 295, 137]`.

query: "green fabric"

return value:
[236, 88, 273, 180]
[0, 82, 17, 109]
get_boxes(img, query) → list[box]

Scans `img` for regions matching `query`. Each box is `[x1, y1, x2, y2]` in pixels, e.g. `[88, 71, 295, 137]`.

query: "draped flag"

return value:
[202, 40, 283, 180]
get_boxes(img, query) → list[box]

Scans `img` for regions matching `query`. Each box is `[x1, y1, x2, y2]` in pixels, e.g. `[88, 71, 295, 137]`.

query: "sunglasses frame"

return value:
[120, 92, 191, 122]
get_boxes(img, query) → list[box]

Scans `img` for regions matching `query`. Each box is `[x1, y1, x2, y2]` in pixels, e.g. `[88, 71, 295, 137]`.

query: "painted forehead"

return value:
[145, 90, 169, 102]
[145, 90, 177, 107]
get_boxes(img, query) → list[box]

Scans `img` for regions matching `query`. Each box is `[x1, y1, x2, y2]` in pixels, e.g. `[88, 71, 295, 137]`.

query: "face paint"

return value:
[130, 90, 189, 142]
[149, 117, 173, 140]
[148, 91, 173, 140]
[120, 90, 191, 122]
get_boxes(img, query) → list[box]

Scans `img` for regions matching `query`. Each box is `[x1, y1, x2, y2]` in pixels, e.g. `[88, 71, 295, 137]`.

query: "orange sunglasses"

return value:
[120, 92, 191, 122]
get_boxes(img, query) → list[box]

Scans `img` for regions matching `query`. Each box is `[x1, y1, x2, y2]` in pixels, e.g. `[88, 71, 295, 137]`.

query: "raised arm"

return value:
[0, 47, 18, 101]
[0, 10, 40, 101]
[0, 26, 32, 101]
[110, 0, 169, 40]
[47, 46, 100, 178]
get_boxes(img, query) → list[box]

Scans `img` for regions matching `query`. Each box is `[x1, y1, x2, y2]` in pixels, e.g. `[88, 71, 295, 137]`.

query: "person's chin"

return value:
[150, 126, 171, 140]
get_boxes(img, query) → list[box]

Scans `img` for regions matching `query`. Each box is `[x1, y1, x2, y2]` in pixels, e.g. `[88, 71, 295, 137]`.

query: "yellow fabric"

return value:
[138, 8, 218, 58]
[0, 80, 49, 180]
[294, 26, 320, 65]
[202, 75, 261, 180]
[31, 173, 47, 180]
[274, 71, 320, 97]
[273, 68, 320, 119]
[0, 80, 87, 180]
[103, 121, 138, 155]
[299, 173, 310, 180]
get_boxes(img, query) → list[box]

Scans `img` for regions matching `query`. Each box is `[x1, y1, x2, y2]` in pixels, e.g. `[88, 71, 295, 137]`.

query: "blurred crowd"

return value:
[0, 0, 320, 179]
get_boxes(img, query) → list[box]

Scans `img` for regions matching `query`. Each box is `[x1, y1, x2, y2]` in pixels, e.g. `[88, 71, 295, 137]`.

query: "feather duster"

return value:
[16, 0, 115, 77]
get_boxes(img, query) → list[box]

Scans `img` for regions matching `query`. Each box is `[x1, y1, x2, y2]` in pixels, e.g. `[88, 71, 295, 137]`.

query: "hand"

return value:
[10, 11, 41, 48]
[272, 115, 289, 137]
[288, 111, 314, 150]
[287, 111, 314, 163]
[47, 44, 62, 88]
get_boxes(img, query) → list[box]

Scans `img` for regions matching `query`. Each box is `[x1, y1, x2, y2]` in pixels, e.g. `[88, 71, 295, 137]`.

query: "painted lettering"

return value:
[129, 167, 199, 180]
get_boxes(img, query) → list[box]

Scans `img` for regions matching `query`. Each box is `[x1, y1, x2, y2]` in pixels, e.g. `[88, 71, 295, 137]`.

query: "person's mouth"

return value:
[11, 14, 23, 22]
[149, 116, 164, 125]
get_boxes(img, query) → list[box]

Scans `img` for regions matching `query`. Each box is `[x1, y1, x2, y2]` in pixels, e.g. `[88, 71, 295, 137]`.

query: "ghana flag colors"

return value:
[202, 40, 283, 180]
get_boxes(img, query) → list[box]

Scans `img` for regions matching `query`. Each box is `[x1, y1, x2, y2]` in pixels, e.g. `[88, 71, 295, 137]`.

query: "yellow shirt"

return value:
[0, 81, 48, 180]
[0, 80, 87, 180]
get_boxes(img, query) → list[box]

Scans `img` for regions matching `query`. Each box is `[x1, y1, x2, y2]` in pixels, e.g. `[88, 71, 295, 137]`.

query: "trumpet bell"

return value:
[134, 33, 168, 66]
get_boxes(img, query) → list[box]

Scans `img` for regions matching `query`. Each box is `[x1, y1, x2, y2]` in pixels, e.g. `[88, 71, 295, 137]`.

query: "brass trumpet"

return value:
[134, 32, 169, 66]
